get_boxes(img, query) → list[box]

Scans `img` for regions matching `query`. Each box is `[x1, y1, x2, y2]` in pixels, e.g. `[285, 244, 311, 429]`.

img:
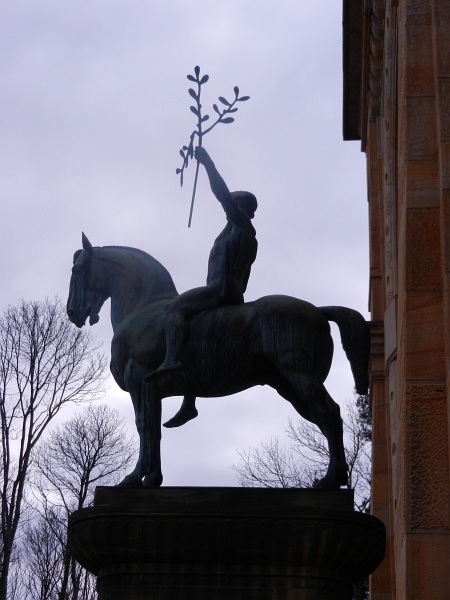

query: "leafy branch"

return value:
[176, 66, 250, 227]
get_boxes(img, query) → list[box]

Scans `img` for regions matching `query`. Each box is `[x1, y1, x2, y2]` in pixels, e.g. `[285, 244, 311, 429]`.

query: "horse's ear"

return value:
[82, 232, 94, 257]
[73, 249, 82, 263]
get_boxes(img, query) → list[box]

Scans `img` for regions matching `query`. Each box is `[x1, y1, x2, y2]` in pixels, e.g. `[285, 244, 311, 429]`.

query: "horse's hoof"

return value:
[313, 475, 343, 490]
[143, 472, 163, 488]
[116, 474, 143, 488]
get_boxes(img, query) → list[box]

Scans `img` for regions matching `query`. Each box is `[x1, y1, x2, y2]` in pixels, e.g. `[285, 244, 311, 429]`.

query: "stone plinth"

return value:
[68, 487, 385, 600]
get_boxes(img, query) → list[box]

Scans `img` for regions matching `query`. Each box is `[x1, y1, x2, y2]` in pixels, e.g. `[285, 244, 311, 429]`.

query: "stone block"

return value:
[442, 189, 450, 265]
[405, 208, 441, 290]
[437, 78, 450, 139]
[384, 298, 397, 359]
[373, 501, 391, 529]
[407, 533, 450, 598]
[404, 301, 445, 378]
[372, 473, 390, 505]
[440, 144, 450, 188]
[433, 0, 450, 75]
[405, 159, 440, 207]
[404, 289, 442, 312]
[406, 0, 431, 15]
[406, 14, 434, 94]
[409, 385, 449, 530]
[373, 406, 388, 444]
[373, 442, 389, 474]
[406, 97, 438, 159]
[370, 195, 382, 271]
[370, 275, 384, 320]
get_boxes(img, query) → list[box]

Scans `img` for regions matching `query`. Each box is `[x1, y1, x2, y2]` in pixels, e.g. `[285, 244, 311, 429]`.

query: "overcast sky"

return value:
[0, 0, 368, 486]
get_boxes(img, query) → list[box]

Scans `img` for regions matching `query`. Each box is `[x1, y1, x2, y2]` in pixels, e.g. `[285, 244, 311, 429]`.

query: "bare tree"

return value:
[2, 542, 24, 600]
[0, 298, 107, 600]
[22, 509, 65, 600]
[28, 404, 136, 600]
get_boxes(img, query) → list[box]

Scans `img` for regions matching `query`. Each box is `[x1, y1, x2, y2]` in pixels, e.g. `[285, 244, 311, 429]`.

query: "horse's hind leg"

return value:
[281, 372, 348, 489]
[142, 385, 163, 487]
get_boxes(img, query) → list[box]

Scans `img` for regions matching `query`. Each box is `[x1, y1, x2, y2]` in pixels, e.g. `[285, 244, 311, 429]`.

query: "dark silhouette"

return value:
[67, 227, 370, 490]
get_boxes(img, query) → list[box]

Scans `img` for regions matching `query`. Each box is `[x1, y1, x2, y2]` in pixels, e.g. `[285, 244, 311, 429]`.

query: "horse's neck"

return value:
[110, 291, 150, 331]
[102, 249, 177, 331]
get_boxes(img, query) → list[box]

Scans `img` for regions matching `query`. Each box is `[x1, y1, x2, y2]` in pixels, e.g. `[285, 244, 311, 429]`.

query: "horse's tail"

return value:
[319, 306, 370, 395]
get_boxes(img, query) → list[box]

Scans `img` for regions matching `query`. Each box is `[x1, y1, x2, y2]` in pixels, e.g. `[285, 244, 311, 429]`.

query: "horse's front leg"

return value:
[117, 380, 146, 487]
[118, 362, 162, 487]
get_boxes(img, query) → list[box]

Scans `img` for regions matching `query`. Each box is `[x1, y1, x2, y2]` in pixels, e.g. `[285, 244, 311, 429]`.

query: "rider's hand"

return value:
[194, 146, 209, 164]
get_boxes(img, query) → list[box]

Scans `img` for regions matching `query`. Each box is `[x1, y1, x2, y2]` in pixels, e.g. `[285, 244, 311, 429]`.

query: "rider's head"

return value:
[231, 191, 258, 219]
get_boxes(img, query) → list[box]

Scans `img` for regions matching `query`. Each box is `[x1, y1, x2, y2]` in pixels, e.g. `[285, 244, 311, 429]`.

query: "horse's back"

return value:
[185, 295, 332, 389]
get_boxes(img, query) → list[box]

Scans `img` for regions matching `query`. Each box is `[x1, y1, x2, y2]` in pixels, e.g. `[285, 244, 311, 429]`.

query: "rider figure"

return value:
[148, 146, 258, 427]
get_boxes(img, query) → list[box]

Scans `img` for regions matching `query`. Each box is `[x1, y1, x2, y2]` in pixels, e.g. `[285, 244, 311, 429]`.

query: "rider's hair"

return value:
[231, 191, 258, 218]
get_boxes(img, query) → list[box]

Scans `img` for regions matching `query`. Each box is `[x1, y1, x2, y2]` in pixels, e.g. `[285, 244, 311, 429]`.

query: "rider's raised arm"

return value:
[194, 147, 247, 225]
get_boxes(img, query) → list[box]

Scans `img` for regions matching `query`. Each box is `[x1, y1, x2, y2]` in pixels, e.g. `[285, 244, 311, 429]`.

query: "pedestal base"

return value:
[68, 487, 385, 600]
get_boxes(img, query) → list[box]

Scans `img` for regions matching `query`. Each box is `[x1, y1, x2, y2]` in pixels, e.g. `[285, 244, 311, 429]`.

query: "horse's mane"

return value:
[96, 245, 179, 297]
[102, 245, 164, 263]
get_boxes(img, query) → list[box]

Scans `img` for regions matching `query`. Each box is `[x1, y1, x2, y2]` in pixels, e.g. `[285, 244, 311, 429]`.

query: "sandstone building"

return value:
[343, 0, 450, 597]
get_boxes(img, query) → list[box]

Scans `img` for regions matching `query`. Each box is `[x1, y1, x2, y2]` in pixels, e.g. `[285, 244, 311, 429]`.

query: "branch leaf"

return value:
[178, 69, 252, 223]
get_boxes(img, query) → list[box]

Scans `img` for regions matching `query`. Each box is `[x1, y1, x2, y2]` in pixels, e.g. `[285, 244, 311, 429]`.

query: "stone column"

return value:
[69, 487, 385, 600]
[393, 1, 450, 597]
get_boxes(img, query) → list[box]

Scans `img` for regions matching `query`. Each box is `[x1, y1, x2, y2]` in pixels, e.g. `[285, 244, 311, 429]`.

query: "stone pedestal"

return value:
[68, 487, 385, 600]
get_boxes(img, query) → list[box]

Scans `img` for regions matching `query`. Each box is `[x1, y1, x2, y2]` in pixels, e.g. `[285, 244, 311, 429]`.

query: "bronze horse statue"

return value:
[67, 234, 370, 489]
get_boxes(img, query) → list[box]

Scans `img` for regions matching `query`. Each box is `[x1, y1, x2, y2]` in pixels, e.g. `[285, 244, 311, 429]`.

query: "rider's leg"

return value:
[163, 394, 198, 428]
[148, 284, 222, 379]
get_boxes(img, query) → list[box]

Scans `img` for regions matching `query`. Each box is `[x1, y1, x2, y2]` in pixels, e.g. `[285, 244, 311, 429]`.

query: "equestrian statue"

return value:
[66, 147, 370, 490]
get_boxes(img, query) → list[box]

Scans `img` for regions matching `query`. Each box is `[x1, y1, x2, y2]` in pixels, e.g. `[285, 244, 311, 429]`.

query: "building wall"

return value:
[364, 0, 450, 598]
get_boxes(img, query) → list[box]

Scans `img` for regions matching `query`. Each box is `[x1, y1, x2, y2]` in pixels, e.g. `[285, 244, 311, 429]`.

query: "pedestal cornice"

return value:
[68, 487, 386, 600]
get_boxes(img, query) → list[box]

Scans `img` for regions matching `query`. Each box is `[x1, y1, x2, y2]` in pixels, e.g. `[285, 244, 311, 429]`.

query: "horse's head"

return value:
[67, 233, 110, 328]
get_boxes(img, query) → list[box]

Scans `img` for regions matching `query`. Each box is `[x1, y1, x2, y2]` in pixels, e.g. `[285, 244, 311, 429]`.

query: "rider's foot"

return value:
[163, 406, 198, 428]
[146, 361, 183, 382]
